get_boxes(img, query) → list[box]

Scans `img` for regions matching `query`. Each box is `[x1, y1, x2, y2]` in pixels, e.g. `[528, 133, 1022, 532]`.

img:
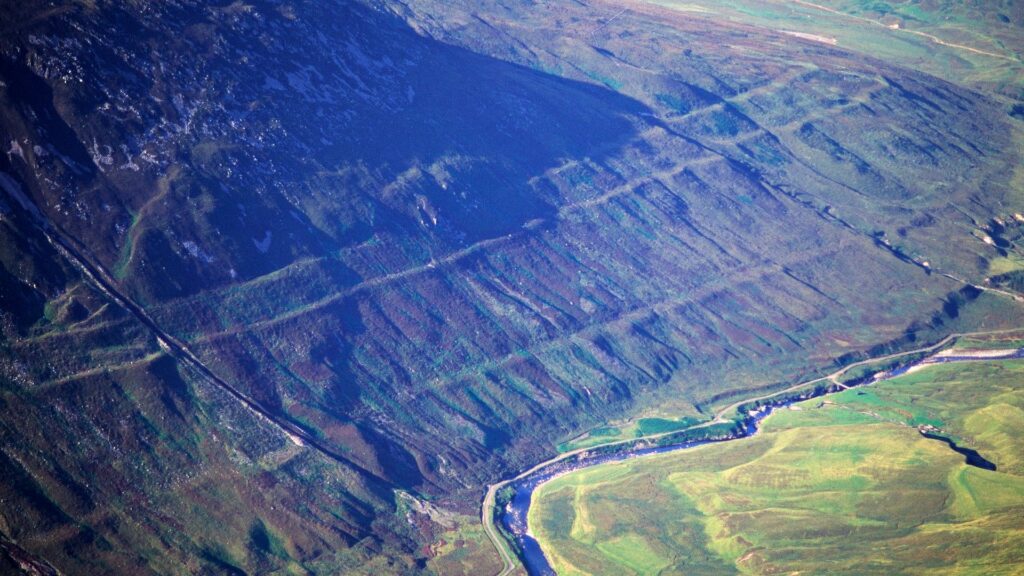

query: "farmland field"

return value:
[530, 359, 1024, 575]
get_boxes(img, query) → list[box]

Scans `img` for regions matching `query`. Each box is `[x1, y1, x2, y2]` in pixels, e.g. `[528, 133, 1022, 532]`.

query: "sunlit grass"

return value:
[530, 360, 1024, 574]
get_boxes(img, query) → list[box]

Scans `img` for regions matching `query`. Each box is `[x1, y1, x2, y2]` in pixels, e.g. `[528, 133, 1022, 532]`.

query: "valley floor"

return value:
[529, 356, 1024, 575]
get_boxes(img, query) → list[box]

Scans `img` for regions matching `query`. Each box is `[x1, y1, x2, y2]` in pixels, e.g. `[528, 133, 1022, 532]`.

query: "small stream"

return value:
[500, 348, 1023, 576]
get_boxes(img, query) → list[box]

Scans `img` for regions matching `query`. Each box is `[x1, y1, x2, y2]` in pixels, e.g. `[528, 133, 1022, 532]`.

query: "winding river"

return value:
[498, 345, 1024, 576]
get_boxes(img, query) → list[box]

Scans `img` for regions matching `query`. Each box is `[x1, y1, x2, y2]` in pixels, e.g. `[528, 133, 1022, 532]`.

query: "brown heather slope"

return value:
[0, 0, 1023, 573]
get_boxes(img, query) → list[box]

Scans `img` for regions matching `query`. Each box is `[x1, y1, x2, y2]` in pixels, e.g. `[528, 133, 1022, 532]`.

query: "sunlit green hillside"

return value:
[646, 0, 1024, 98]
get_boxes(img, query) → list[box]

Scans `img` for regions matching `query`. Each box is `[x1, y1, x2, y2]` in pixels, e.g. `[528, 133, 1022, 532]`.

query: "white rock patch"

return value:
[253, 230, 273, 253]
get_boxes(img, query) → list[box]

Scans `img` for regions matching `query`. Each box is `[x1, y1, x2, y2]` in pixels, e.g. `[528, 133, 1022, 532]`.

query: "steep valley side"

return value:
[0, 0, 1022, 574]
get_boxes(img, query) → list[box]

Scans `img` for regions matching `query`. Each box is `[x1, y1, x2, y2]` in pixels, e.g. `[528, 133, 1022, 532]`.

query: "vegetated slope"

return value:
[0, 188, 414, 574]
[529, 358, 1024, 575]
[0, 0, 1022, 573]
[638, 0, 1024, 100]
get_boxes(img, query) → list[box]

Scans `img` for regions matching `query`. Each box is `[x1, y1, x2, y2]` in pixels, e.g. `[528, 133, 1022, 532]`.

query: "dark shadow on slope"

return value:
[0, 0, 652, 300]
[0, 0, 654, 495]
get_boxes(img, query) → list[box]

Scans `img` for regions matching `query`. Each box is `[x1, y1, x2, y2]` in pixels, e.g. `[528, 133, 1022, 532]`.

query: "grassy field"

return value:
[952, 332, 1024, 351]
[645, 0, 1024, 99]
[530, 359, 1024, 575]
[558, 416, 703, 452]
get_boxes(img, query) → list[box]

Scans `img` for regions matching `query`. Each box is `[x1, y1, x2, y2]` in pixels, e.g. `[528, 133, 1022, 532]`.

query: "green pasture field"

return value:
[530, 359, 1024, 575]
[647, 0, 1024, 98]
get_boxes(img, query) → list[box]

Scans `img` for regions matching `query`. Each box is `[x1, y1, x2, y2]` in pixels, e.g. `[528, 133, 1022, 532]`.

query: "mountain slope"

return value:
[1, 0, 1022, 574]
